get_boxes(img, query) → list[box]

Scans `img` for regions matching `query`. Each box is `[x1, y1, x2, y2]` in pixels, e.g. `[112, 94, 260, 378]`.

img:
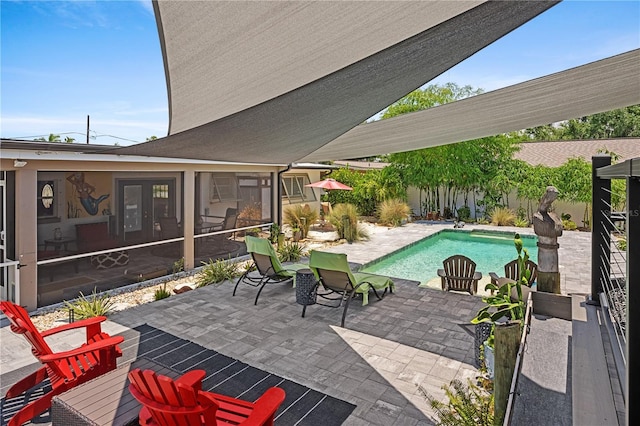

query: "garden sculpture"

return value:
[533, 186, 563, 293]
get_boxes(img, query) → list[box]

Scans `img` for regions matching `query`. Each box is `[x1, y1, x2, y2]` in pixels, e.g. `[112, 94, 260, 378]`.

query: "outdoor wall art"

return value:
[66, 172, 111, 217]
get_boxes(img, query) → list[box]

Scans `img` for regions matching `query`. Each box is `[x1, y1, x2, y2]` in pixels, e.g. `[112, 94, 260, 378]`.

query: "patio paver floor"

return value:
[1, 223, 592, 425]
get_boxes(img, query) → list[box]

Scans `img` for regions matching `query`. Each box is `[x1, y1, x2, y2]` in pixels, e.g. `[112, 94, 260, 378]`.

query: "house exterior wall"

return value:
[1, 151, 284, 311]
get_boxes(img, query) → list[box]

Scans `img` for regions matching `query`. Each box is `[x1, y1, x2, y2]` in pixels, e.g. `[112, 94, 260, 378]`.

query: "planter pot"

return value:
[475, 322, 493, 367]
[483, 342, 495, 379]
[292, 231, 301, 242]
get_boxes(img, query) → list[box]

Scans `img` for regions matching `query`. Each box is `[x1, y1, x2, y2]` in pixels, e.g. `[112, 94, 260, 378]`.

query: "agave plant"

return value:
[64, 288, 115, 319]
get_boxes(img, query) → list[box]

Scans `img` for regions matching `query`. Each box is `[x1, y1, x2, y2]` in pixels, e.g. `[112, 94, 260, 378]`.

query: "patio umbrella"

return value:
[305, 178, 353, 191]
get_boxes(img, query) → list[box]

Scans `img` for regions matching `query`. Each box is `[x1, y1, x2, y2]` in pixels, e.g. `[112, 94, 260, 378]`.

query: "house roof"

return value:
[111, 1, 565, 164]
[514, 139, 640, 167]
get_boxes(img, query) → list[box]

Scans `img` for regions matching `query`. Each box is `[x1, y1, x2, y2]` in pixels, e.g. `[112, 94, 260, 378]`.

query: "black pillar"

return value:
[591, 155, 611, 301]
[627, 174, 639, 424]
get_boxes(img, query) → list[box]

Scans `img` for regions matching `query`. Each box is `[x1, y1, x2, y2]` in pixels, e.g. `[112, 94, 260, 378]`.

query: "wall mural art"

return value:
[66, 172, 110, 217]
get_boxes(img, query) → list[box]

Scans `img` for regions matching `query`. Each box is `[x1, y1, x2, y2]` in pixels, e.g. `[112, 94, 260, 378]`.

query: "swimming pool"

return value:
[360, 229, 538, 284]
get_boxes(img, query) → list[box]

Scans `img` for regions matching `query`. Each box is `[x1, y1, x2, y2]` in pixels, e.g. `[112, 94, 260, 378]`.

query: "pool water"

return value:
[361, 230, 538, 284]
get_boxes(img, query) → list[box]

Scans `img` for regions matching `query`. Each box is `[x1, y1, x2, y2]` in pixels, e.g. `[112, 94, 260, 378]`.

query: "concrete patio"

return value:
[1, 222, 592, 425]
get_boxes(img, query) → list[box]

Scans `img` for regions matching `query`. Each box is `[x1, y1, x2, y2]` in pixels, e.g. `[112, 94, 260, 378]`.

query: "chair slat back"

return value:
[504, 259, 538, 285]
[0, 301, 54, 358]
[442, 255, 477, 289]
[128, 368, 218, 426]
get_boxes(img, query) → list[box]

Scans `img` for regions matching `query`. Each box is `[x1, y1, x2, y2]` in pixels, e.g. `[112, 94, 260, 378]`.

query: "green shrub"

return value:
[617, 238, 627, 251]
[514, 217, 529, 228]
[419, 379, 494, 426]
[562, 219, 577, 230]
[65, 288, 115, 319]
[328, 203, 369, 242]
[154, 283, 171, 301]
[269, 223, 281, 244]
[378, 198, 411, 227]
[196, 258, 239, 287]
[172, 257, 185, 275]
[457, 205, 472, 222]
[277, 241, 305, 262]
[490, 207, 516, 226]
[283, 204, 318, 238]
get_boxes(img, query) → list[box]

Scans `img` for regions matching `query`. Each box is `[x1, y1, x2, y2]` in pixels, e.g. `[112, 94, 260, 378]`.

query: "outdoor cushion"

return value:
[308, 250, 394, 306]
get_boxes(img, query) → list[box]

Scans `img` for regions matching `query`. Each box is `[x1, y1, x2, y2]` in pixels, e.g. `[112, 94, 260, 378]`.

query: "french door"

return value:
[118, 179, 176, 242]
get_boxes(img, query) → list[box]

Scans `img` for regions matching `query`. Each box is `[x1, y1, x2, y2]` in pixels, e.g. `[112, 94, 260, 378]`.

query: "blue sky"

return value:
[1, 0, 639, 146]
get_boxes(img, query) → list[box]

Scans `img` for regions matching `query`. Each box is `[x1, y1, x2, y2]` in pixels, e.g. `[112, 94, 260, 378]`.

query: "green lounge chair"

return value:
[233, 236, 307, 305]
[306, 250, 395, 327]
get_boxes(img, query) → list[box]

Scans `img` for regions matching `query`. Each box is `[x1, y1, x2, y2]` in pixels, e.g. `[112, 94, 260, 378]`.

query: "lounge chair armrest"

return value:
[473, 272, 482, 280]
[488, 272, 500, 281]
[176, 369, 206, 391]
[40, 316, 107, 337]
[436, 269, 446, 278]
[244, 387, 286, 422]
[39, 335, 124, 362]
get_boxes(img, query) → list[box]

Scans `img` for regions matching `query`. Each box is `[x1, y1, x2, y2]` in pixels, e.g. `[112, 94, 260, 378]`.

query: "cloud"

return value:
[136, 0, 154, 16]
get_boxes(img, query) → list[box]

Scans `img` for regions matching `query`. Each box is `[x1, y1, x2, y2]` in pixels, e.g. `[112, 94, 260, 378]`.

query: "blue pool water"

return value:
[361, 230, 538, 284]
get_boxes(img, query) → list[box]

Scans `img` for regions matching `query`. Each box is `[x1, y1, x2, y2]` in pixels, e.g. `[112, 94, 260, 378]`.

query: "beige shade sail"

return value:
[301, 49, 640, 162]
[112, 1, 559, 163]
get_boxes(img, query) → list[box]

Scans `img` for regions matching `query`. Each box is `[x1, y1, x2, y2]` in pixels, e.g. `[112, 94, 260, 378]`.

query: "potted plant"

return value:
[471, 234, 529, 374]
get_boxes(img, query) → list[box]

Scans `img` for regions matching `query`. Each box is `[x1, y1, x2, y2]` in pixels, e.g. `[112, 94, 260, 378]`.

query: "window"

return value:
[281, 175, 316, 204]
[37, 180, 57, 218]
[210, 174, 237, 202]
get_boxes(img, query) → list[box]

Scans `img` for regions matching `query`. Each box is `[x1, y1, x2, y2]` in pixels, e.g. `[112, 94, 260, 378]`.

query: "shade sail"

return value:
[305, 179, 353, 191]
[112, 1, 558, 163]
[301, 49, 640, 162]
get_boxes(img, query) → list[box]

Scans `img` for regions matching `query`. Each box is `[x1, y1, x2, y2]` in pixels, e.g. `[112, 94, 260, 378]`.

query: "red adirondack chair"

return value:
[0, 301, 124, 426]
[128, 368, 286, 426]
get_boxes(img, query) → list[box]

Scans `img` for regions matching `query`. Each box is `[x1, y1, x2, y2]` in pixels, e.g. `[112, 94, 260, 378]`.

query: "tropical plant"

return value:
[419, 379, 494, 426]
[490, 207, 516, 226]
[328, 203, 369, 242]
[326, 167, 407, 216]
[471, 234, 529, 346]
[34, 133, 61, 142]
[457, 205, 472, 222]
[562, 219, 577, 230]
[172, 257, 185, 276]
[277, 241, 305, 262]
[64, 288, 115, 319]
[514, 217, 529, 228]
[378, 198, 411, 227]
[283, 204, 318, 238]
[196, 258, 239, 287]
[154, 283, 171, 300]
[269, 223, 281, 244]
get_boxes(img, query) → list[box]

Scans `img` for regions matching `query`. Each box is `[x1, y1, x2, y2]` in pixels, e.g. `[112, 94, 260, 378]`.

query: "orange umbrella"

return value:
[305, 178, 353, 191]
